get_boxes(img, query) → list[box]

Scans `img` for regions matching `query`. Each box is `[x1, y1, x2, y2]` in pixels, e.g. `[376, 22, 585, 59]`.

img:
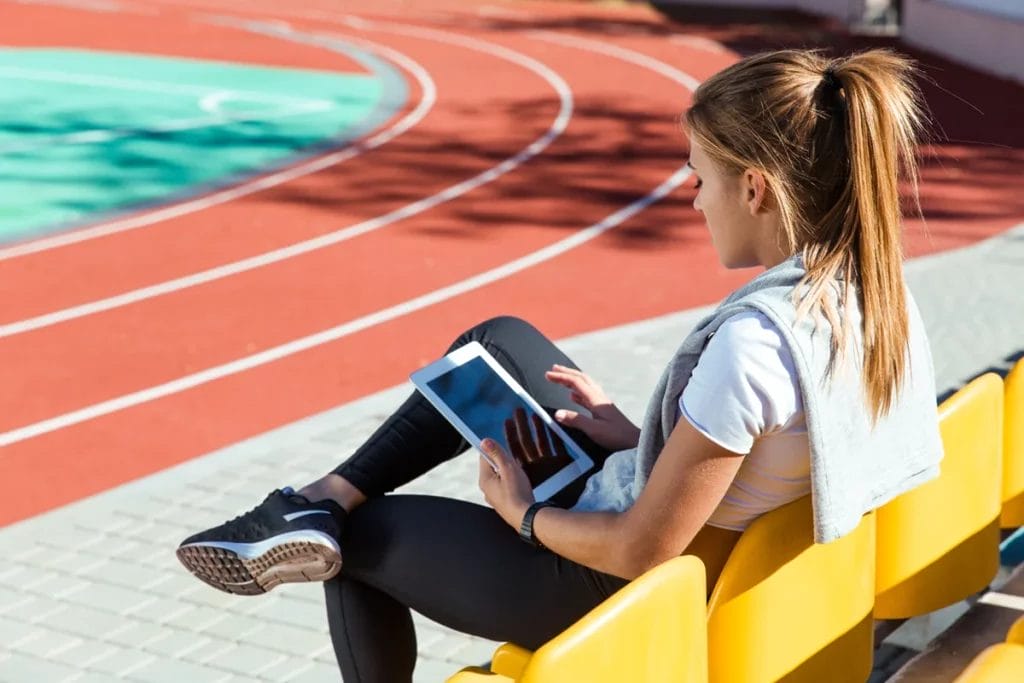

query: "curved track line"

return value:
[0, 17, 573, 338]
[532, 31, 702, 91]
[0, 30, 434, 262]
[0, 32, 699, 447]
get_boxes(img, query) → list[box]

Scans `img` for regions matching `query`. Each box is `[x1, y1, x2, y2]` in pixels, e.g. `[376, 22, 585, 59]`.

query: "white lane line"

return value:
[530, 30, 702, 91]
[0, 18, 572, 338]
[0, 29, 701, 447]
[0, 32, 433, 262]
[977, 592, 1024, 611]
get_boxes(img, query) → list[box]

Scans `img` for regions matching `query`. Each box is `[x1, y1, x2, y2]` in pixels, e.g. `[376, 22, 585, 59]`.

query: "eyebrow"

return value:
[685, 160, 696, 170]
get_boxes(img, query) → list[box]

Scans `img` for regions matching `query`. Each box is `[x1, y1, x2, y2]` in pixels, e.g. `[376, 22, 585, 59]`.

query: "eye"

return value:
[694, 178, 703, 190]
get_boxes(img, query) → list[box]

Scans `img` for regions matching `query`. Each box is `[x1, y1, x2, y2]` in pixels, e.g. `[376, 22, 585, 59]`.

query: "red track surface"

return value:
[2, 0, 1022, 525]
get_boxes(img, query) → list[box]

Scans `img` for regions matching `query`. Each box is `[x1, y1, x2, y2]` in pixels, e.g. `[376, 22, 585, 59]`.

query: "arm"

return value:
[479, 413, 745, 580]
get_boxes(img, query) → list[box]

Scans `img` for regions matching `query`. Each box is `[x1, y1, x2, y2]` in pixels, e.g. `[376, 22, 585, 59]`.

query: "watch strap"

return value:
[519, 501, 557, 548]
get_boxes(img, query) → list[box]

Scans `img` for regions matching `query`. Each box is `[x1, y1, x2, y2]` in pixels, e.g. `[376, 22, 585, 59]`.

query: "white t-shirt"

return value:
[677, 310, 811, 531]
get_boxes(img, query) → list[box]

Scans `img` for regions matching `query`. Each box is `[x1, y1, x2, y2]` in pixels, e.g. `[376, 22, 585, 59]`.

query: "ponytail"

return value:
[801, 50, 929, 424]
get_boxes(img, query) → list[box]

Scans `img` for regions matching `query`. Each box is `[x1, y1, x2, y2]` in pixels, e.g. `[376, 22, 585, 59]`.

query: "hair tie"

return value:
[822, 67, 842, 91]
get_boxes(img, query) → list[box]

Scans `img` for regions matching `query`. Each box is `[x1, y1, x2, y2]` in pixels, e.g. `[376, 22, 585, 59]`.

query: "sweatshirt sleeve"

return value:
[678, 310, 802, 454]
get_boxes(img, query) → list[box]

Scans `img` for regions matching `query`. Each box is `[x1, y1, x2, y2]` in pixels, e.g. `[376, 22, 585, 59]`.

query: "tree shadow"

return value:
[262, 95, 700, 250]
[646, 2, 1024, 228]
[465, 1, 1024, 242]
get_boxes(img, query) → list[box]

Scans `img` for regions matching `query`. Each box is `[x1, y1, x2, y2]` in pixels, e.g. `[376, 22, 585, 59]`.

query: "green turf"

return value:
[0, 48, 397, 243]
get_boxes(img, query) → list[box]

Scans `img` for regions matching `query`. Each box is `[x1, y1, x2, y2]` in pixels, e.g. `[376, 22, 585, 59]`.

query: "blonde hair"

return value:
[684, 48, 931, 425]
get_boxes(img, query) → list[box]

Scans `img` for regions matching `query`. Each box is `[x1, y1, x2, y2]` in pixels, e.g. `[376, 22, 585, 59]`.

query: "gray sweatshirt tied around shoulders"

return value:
[571, 252, 944, 544]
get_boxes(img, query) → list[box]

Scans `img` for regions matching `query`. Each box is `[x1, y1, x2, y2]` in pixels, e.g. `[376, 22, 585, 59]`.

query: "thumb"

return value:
[481, 438, 509, 472]
[554, 409, 595, 431]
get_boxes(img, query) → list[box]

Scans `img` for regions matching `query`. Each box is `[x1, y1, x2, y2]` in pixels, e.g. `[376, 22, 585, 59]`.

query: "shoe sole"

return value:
[176, 539, 342, 596]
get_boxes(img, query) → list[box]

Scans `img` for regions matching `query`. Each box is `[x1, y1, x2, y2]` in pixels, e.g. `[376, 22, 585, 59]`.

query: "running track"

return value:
[2, 0, 1022, 525]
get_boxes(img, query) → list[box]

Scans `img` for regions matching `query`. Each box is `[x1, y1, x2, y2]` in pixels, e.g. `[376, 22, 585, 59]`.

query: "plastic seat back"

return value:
[953, 643, 1024, 683]
[447, 670, 510, 683]
[447, 555, 708, 683]
[1007, 615, 1024, 646]
[1002, 360, 1024, 527]
[706, 496, 876, 683]
[875, 373, 1004, 619]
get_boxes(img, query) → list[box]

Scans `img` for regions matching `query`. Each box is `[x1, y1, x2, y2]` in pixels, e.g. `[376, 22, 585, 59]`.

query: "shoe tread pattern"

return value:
[176, 541, 342, 596]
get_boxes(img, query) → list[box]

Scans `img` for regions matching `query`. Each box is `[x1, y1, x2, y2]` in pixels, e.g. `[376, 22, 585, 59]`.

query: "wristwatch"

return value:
[519, 501, 557, 548]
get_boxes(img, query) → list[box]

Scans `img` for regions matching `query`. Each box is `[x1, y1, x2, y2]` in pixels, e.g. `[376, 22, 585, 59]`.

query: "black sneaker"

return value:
[176, 487, 345, 596]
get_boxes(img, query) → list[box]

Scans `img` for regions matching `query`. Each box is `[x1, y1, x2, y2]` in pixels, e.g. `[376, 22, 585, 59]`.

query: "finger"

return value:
[532, 413, 555, 459]
[551, 363, 586, 378]
[479, 454, 496, 490]
[546, 376, 594, 409]
[570, 391, 590, 407]
[554, 408, 589, 429]
[543, 370, 575, 389]
[505, 417, 526, 464]
[503, 420, 529, 465]
[544, 368, 585, 385]
[550, 426, 571, 462]
[545, 368, 586, 386]
[546, 367, 598, 396]
[484, 438, 516, 473]
[513, 408, 538, 463]
[557, 366, 598, 388]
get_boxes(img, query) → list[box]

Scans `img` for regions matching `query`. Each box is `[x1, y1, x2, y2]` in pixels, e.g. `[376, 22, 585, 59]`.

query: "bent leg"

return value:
[332, 316, 613, 500]
[177, 317, 613, 597]
[324, 494, 627, 683]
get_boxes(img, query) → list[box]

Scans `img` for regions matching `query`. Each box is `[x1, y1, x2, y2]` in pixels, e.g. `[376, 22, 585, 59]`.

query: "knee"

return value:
[461, 315, 540, 344]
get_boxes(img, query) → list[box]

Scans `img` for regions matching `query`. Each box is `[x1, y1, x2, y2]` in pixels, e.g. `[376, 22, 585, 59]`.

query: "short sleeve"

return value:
[678, 310, 802, 454]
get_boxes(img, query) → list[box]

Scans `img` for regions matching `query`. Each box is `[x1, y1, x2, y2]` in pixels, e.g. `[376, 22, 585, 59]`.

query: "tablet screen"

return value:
[426, 356, 576, 487]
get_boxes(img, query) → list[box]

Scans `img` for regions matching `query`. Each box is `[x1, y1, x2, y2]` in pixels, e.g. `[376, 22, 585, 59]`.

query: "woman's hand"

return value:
[478, 438, 535, 529]
[545, 364, 641, 451]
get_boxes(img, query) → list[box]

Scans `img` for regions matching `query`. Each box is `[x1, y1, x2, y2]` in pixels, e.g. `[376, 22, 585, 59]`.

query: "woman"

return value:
[177, 47, 944, 681]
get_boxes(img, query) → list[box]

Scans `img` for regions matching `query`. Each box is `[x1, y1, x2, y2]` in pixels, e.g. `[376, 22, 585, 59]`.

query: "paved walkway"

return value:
[1, 223, 1023, 682]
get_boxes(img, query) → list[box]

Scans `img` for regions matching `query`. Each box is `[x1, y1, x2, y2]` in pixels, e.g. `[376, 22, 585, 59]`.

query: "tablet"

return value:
[410, 341, 595, 502]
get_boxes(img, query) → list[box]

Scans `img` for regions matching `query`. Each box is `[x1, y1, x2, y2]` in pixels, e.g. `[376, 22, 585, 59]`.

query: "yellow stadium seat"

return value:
[490, 644, 531, 678]
[446, 555, 708, 683]
[1002, 359, 1024, 527]
[953, 643, 1024, 682]
[448, 668, 506, 682]
[706, 496, 876, 683]
[1007, 615, 1024, 646]
[875, 373, 1004, 619]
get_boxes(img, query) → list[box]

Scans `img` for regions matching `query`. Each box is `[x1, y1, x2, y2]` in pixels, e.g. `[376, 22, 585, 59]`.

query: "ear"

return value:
[743, 168, 770, 216]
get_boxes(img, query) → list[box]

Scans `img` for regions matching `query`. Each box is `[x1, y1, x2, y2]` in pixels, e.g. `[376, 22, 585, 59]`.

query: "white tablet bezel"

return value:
[410, 341, 594, 502]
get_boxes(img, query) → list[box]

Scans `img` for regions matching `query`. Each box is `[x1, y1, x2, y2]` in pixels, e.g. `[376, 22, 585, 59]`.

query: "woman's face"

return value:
[688, 139, 765, 269]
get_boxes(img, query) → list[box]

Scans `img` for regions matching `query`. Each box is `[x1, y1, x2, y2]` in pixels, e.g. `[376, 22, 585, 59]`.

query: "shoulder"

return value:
[707, 309, 789, 358]
[680, 309, 803, 452]
[698, 310, 797, 401]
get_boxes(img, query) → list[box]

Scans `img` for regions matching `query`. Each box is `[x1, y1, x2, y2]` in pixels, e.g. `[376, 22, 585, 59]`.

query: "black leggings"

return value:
[325, 316, 629, 682]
